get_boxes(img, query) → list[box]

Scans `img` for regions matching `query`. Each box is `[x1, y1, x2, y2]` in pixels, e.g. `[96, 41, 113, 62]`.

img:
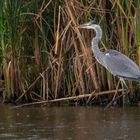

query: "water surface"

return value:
[0, 105, 140, 140]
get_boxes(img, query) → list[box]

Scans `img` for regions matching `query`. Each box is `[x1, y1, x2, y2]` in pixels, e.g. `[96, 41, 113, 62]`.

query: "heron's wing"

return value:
[102, 50, 140, 80]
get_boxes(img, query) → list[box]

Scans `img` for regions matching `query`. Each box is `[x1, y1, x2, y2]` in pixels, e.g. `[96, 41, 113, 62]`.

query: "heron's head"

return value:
[77, 21, 100, 29]
[77, 21, 102, 38]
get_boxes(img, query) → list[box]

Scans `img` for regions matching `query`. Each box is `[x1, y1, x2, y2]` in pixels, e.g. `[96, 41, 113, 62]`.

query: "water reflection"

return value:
[0, 105, 140, 139]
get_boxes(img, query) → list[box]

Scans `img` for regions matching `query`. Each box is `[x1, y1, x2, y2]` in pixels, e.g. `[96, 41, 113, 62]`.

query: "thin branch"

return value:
[14, 89, 125, 108]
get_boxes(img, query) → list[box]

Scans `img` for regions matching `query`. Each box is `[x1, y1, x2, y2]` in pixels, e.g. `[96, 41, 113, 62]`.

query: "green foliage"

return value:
[0, 0, 139, 105]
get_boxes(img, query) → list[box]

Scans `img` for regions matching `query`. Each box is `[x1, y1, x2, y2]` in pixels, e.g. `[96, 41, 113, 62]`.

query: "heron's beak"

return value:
[76, 23, 88, 28]
[76, 21, 96, 29]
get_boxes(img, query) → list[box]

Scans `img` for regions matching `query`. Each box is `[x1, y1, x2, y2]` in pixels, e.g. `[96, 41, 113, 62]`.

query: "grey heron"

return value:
[78, 21, 140, 83]
[77, 21, 140, 106]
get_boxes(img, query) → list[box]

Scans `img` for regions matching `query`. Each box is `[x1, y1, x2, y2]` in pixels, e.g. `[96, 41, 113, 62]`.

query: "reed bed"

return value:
[0, 0, 140, 106]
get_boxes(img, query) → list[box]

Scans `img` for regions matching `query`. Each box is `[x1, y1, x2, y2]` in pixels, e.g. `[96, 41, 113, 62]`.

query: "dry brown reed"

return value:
[0, 0, 140, 106]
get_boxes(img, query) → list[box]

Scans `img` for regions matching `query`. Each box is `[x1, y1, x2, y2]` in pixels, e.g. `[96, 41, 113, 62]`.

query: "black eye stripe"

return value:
[90, 21, 96, 25]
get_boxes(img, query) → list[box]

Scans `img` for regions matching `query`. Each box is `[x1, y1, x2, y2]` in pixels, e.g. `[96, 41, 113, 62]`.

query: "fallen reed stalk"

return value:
[14, 89, 125, 108]
[0, 0, 139, 106]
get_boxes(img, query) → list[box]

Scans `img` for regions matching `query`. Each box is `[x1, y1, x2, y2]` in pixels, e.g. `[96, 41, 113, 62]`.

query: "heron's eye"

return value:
[90, 21, 96, 25]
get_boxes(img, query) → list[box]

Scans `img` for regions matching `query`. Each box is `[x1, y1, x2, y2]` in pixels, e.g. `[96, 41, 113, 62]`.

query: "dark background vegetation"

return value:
[0, 0, 140, 105]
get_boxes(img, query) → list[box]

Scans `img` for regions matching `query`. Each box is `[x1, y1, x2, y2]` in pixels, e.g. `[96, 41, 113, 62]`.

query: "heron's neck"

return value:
[91, 26, 104, 64]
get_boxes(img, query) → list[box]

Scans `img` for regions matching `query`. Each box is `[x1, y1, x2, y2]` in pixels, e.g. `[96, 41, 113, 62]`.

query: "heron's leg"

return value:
[104, 79, 121, 109]
[112, 79, 121, 100]
[120, 78, 129, 106]
[104, 78, 128, 110]
[112, 78, 128, 100]
[120, 78, 128, 89]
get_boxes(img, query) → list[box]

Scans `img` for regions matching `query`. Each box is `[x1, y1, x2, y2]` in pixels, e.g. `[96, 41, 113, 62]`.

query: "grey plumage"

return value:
[78, 22, 140, 82]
